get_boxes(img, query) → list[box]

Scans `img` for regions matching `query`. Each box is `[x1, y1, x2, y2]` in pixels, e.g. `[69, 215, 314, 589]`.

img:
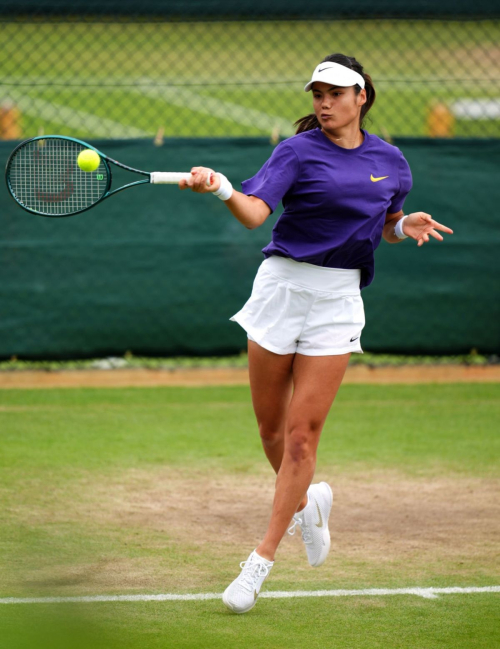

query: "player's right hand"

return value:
[179, 167, 220, 193]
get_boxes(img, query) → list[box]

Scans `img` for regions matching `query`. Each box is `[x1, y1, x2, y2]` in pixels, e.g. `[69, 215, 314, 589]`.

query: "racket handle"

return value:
[150, 172, 214, 186]
[150, 172, 191, 184]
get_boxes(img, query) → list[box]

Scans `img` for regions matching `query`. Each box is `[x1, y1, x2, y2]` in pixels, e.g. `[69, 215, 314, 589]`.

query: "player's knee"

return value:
[286, 424, 319, 464]
[258, 424, 283, 448]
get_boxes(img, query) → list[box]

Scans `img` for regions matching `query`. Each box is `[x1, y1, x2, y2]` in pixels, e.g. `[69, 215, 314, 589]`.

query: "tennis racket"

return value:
[5, 135, 210, 218]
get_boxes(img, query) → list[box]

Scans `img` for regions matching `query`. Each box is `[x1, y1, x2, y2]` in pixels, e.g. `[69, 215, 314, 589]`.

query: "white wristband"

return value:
[394, 215, 409, 239]
[213, 173, 233, 201]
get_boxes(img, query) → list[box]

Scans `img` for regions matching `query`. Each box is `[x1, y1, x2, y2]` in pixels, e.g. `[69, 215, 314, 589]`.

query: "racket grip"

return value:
[150, 172, 213, 186]
[150, 172, 191, 184]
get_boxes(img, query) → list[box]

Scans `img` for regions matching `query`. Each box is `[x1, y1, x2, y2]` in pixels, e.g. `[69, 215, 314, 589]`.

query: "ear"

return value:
[358, 88, 367, 106]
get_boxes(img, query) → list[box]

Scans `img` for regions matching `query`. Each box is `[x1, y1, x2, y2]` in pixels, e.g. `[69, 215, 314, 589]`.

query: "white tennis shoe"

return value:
[222, 550, 274, 614]
[288, 482, 333, 567]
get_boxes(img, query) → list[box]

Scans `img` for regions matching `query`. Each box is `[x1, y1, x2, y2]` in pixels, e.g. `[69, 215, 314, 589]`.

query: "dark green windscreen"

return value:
[1, 137, 498, 358]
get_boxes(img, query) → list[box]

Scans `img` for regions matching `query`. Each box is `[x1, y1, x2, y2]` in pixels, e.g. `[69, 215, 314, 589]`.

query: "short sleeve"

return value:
[241, 141, 300, 213]
[388, 150, 413, 213]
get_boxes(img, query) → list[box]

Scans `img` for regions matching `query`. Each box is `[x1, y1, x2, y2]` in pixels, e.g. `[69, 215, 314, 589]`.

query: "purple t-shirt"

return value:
[241, 128, 412, 289]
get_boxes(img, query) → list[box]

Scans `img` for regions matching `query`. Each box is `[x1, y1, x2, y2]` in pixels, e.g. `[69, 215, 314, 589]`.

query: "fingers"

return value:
[191, 168, 211, 191]
[180, 167, 219, 193]
[417, 229, 444, 246]
[412, 211, 432, 223]
[408, 212, 454, 246]
[417, 231, 431, 246]
[413, 213, 453, 233]
[430, 219, 454, 234]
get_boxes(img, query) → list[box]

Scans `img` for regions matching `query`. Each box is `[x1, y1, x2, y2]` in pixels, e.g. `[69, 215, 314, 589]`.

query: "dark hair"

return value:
[294, 53, 376, 134]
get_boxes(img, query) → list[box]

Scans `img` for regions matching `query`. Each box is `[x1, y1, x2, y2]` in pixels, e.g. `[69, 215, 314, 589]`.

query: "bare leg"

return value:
[248, 340, 294, 474]
[255, 352, 350, 561]
[248, 340, 309, 511]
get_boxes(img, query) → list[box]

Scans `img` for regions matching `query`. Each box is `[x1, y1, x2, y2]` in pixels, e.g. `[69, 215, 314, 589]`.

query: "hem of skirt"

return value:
[229, 315, 298, 355]
[296, 345, 364, 356]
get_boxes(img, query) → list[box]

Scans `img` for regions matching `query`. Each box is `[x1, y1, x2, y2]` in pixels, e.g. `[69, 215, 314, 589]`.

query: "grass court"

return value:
[1, 381, 499, 647]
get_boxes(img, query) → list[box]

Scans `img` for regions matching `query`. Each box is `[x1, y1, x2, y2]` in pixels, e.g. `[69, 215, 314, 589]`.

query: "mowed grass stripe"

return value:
[0, 384, 498, 475]
[2, 21, 497, 79]
[1, 397, 499, 411]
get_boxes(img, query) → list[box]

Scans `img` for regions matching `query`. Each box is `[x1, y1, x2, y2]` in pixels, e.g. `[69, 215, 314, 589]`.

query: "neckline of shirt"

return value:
[317, 128, 370, 153]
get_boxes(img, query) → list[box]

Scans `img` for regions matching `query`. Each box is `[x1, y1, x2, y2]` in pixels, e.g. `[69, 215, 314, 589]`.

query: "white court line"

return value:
[2, 586, 499, 605]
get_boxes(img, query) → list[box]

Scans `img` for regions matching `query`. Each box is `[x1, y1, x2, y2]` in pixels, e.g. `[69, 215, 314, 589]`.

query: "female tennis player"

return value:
[180, 53, 453, 614]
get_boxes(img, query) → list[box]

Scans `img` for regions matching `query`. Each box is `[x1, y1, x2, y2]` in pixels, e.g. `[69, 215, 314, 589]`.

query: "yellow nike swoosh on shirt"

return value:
[370, 174, 389, 182]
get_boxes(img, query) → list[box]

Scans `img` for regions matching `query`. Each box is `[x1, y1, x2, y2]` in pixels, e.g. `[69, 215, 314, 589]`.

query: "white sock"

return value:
[293, 496, 309, 519]
[253, 550, 274, 566]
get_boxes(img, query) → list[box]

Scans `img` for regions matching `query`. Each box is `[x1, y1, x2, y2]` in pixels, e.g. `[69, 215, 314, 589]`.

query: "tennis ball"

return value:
[77, 149, 101, 172]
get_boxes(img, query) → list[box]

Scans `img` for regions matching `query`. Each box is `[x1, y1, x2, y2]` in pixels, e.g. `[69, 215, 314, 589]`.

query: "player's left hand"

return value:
[404, 212, 454, 247]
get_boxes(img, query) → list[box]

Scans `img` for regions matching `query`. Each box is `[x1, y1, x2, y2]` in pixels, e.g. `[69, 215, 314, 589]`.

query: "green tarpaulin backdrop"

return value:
[0, 137, 498, 358]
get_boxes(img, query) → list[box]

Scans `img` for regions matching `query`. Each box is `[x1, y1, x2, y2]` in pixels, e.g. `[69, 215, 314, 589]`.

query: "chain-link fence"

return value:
[1, 2, 499, 140]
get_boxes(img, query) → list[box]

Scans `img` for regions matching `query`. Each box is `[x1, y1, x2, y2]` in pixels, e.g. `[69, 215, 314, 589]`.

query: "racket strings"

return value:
[8, 139, 108, 216]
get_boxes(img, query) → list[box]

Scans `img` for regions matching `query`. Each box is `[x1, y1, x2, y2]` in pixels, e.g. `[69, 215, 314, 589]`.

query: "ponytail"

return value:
[294, 113, 320, 134]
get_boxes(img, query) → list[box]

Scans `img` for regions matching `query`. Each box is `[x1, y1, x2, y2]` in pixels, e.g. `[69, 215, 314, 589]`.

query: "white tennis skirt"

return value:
[230, 256, 365, 356]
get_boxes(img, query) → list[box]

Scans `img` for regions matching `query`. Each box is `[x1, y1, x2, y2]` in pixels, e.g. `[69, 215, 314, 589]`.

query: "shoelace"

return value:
[238, 560, 270, 592]
[287, 517, 312, 544]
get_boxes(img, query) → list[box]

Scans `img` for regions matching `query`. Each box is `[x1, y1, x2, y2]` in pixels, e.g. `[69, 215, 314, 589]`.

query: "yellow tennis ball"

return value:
[77, 149, 100, 172]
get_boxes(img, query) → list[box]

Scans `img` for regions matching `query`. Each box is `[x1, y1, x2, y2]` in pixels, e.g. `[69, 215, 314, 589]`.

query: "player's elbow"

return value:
[232, 196, 271, 229]
[258, 209, 273, 229]
[246, 214, 267, 230]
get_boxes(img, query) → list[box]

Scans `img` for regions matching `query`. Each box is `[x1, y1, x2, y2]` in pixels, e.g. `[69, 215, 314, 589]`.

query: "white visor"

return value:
[304, 62, 365, 92]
